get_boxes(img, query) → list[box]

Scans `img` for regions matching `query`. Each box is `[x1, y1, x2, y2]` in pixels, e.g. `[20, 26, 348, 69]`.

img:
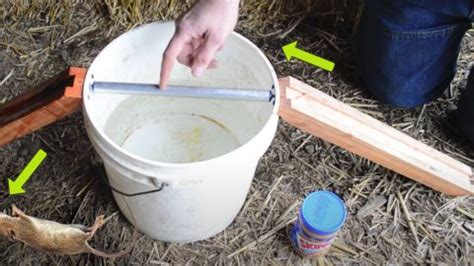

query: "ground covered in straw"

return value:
[1, 0, 473, 264]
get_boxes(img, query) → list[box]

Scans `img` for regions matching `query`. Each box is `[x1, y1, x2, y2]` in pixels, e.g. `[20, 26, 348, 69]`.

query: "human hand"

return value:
[160, 0, 239, 89]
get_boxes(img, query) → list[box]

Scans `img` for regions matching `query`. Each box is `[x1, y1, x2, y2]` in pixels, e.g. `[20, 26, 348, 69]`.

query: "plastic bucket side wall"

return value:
[86, 111, 278, 242]
[86, 112, 278, 242]
[106, 158, 260, 242]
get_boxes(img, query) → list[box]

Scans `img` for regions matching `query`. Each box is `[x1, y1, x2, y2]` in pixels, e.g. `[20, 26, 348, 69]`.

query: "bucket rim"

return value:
[83, 21, 280, 169]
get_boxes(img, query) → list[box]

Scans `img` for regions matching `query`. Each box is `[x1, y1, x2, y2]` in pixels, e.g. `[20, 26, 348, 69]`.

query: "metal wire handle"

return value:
[100, 170, 168, 197]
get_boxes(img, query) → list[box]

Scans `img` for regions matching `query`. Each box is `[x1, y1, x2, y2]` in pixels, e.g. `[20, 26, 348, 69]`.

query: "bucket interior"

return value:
[84, 22, 277, 164]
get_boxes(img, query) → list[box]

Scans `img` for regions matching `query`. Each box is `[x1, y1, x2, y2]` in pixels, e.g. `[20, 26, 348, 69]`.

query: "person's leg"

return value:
[353, 0, 473, 108]
[455, 68, 474, 143]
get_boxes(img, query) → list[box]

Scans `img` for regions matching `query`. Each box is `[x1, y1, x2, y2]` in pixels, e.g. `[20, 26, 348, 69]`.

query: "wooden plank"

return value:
[0, 69, 70, 127]
[278, 76, 474, 196]
[0, 67, 85, 147]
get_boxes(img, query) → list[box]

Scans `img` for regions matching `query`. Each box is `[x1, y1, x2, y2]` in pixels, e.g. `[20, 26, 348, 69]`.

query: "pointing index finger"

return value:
[160, 33, 187, 89]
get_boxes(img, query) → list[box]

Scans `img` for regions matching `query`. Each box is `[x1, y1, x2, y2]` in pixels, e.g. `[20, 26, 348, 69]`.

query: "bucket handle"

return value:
[102, 175, 167, 197]
[97, 165, 168, 197]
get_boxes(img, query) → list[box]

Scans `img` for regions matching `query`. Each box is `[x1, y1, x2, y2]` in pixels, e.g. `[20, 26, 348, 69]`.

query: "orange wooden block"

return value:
[0, 67, 86, 147]
[65, 67, 86, 99]
[46, 101, 71, 117]
[21, 108, 57, 127]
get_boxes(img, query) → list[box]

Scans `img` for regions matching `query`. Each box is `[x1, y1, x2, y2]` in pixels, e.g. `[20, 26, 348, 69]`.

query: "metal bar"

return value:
[91, 81, 274, 102]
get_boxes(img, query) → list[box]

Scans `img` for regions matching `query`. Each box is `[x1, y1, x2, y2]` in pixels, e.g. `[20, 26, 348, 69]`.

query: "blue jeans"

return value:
[353, 0, 474, 143]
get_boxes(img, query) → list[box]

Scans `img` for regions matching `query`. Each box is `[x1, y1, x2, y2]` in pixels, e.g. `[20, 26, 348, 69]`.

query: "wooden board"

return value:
[0, 67, 85, 147]
[278, 76, 474, 196]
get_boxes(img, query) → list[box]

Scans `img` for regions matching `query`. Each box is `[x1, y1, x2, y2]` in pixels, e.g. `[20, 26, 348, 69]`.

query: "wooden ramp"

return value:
[278, 77, 474, 196]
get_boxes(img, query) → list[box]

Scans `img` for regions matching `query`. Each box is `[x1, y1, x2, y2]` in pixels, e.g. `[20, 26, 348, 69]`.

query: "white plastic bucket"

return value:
[83, 22, 279, 243]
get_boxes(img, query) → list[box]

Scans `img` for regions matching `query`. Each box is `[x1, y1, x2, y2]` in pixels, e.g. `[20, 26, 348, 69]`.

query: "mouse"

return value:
[0, 205, 135, 258]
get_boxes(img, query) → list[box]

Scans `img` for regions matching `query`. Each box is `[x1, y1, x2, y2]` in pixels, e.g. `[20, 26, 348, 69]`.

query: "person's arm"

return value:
[160, 0, 240, 89]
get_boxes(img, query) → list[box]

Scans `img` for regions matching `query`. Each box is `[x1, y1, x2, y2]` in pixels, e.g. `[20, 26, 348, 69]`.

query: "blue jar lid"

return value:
[301, 191, 346, 236]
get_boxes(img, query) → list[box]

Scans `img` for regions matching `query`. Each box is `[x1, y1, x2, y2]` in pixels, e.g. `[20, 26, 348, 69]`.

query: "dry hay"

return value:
[1, 0, 473, 264]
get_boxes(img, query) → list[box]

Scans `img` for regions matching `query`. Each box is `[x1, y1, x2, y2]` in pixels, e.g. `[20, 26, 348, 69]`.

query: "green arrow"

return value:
[282, 41, 335, 72]
[8, 149, 47, 195]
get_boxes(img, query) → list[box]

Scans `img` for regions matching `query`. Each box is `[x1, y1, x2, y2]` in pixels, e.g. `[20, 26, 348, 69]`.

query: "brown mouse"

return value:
[0, 205, 135, 258]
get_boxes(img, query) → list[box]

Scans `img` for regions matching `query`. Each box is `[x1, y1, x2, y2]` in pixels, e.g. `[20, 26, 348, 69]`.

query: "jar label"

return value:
[290, 223, 334, 257]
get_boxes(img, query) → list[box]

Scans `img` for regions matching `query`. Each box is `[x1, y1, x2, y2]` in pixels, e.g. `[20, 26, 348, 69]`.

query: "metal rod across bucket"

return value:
[92, 81, 275, 103]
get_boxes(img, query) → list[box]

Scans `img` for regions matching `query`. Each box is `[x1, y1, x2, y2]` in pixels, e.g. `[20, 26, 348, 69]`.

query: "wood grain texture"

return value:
[278, 76, 474, 196]
[0, 70, 71, 127]
[0, 67, 85, 147]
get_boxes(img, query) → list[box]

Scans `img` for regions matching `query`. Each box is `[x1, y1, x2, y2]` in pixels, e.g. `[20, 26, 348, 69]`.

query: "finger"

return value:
[177, 41, 218, 70]
[191, 38, 202, 50]
[160, 33, 188, 89]
[177, 54, 193, 68]
[178, 55, 217, 69]
[176, 42, 197, 67]
[208, 59, 218, 69]
[189, 40, 217, 68]
[191, 37, 222, 77]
